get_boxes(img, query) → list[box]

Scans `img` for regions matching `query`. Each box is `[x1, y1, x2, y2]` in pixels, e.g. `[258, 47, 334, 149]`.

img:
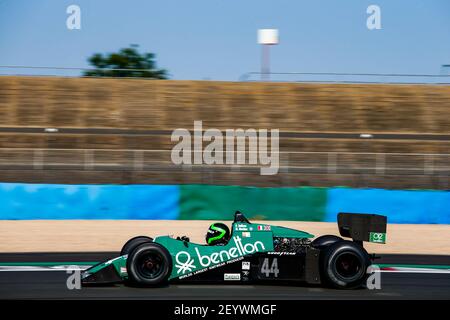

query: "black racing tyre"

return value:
[311, 235, 343, 249]
[321, 240, 370, 289]
[126, 242, 172, 286]
[120, 236, 153, 256]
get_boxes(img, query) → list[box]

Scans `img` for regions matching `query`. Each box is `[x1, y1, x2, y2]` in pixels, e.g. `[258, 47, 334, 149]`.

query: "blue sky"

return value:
[0, 0, 449, 81]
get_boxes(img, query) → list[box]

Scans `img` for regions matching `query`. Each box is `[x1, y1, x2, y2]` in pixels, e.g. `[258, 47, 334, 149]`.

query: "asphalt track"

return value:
[0, 253, 449, 300]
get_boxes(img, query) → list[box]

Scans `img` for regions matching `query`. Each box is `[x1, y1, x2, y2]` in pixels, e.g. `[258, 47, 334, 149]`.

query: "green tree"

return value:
[84, 45, 168, 79]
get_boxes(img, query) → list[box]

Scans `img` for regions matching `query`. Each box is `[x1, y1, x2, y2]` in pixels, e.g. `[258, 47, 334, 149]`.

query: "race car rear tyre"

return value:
[321, 240, 370, 289]
[126, 242, 172, 286]
[311, 235, 343, 249]
[120, 236, 153, 256]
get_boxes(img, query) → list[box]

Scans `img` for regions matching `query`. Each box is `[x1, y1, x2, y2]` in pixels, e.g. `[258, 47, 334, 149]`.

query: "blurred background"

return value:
[0, 0, 449, 230]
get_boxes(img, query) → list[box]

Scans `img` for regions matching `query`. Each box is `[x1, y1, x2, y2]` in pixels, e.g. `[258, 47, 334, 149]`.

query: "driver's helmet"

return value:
[206, 223, 230, 246]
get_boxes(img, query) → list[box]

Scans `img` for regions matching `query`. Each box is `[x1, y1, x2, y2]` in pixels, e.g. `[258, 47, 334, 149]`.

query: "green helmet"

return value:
[206, 223, 230, 245]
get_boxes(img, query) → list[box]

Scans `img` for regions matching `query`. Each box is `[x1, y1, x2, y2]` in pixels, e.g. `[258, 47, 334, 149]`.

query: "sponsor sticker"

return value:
[242, 261, 250, 270]
[369, 232, 386, 243]
[235, 224, 248, 231]
[257, 225, 271, 231]
[174, 236, 265, 275]
[120, 267, 127, 274]
[224, 273, 241, 281]
[268, 251, 296, 255]
[242, 232, 250, 238]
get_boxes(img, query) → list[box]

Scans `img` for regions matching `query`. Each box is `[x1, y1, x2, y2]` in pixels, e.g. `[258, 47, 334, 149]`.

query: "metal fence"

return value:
[0, 148, 448, 176]
[239, 71, 450, 84]
[2, 66, 450, 84]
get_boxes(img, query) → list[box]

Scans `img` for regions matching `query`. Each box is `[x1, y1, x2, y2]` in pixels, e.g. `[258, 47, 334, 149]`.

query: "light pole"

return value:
[257, 29, 279, 81]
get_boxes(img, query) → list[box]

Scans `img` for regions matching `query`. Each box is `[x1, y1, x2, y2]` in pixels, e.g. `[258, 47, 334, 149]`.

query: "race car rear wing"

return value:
[337, 213, 387, 244]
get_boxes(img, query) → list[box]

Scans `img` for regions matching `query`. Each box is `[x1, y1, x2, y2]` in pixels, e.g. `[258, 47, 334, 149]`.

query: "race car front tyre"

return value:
[120, 236, 153, 256]
[126, 242, 172, 286]
[321, 240, 370, 289]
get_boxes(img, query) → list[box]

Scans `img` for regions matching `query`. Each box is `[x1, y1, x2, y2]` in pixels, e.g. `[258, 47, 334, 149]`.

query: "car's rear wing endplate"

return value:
[337, 213, 387, 244]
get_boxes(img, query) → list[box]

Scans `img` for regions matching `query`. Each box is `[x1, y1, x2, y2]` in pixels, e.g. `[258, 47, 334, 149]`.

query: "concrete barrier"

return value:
[0, 182, 448, 224]
[0, 183, 179, 219]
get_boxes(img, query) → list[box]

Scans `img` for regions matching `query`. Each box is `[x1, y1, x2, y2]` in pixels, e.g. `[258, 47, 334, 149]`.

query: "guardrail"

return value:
[0, 148, 448, 176]
[2, 66, 450, 84]
[239, 71, 450, 84]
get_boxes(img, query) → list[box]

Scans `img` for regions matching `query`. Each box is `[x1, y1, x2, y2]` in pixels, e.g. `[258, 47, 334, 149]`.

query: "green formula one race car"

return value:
[82, 211, 387, 289]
